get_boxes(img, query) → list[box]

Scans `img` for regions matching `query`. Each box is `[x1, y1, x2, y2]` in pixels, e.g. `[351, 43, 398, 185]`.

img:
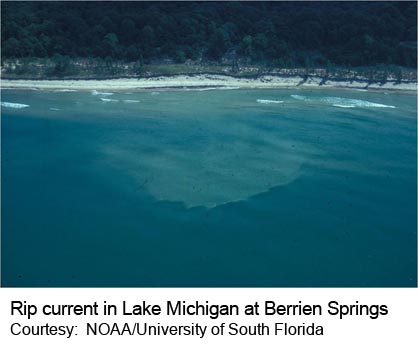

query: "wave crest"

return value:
[257, 99, 284, 104]
[333, 104, 355, 108]
[291, 95, 396, 108]
[1, 102, 29, 109]
[92, 90, 114, 96]
[100, 98, 119, 102]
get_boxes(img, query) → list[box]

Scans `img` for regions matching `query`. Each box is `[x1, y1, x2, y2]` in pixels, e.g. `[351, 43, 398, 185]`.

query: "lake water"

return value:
[1, 87, 416, 287]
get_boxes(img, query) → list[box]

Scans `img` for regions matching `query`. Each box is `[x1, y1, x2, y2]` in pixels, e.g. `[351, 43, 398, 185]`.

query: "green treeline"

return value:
[1, 1, 417, 68]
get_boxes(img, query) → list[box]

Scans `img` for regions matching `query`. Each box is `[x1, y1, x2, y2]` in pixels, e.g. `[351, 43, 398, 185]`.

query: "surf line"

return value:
[87, 322, 207, 338]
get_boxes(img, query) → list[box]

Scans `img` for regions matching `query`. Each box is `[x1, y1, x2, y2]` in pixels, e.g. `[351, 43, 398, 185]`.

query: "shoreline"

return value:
[1, 74, 416, 92]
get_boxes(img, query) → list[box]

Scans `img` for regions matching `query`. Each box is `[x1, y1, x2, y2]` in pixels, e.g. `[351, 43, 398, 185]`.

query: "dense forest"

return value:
[1, 1, 417, 78]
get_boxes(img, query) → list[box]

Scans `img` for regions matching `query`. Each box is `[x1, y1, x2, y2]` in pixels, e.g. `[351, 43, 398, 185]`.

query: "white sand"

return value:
[1, 74, 416, 91]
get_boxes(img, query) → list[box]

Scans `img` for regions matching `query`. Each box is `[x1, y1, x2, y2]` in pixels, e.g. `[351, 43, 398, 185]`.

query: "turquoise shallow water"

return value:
[1, 87, 417, 287]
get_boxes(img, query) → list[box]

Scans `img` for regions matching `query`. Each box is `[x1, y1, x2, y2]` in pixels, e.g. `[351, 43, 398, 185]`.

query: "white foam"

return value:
[220, 86, 240, 90]
[291, 95, 396, 108]
[257, 99, 284, 104]
[55, 89, 77, 92]
[123, 100, 140, 103]
[323, 97, 396, 108]
[333, 104, 355, 108]
[92, 90, 114, 96]
[49, 107, 60, 111]
[290, 94, 308, 101]
[197, 86, 240, 91]
[1, 102, 29, 109]
[100, 98, 119, 102]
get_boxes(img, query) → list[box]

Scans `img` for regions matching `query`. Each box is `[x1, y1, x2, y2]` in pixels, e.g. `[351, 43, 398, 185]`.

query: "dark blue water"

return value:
[1, 88, 416, 287]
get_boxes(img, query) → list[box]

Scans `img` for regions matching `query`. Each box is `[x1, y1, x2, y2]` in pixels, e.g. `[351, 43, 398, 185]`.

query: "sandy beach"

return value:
[1, 74, 416, 92]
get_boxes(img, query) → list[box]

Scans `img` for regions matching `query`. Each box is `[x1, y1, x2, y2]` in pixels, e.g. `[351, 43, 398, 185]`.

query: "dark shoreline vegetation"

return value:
[1, 1, 417, 82]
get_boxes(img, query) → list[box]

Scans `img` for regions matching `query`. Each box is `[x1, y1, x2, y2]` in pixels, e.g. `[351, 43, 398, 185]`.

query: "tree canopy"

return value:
[1, 1, 416, 67]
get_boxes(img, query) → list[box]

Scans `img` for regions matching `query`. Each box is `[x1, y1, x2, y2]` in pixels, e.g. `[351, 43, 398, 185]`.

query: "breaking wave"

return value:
[322, 97, 396, 108]
[196, 86, 240, 91]
[257, 99, 284, 104]
[291, 95, 396, 108]
[123, 100, 140, 103]
[1, 102, 29, 109]
[290, 94, 308, 101]
[100, 98, 119, 102]
[332, 104, 355, 108]
[92, 90, 114, 96]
